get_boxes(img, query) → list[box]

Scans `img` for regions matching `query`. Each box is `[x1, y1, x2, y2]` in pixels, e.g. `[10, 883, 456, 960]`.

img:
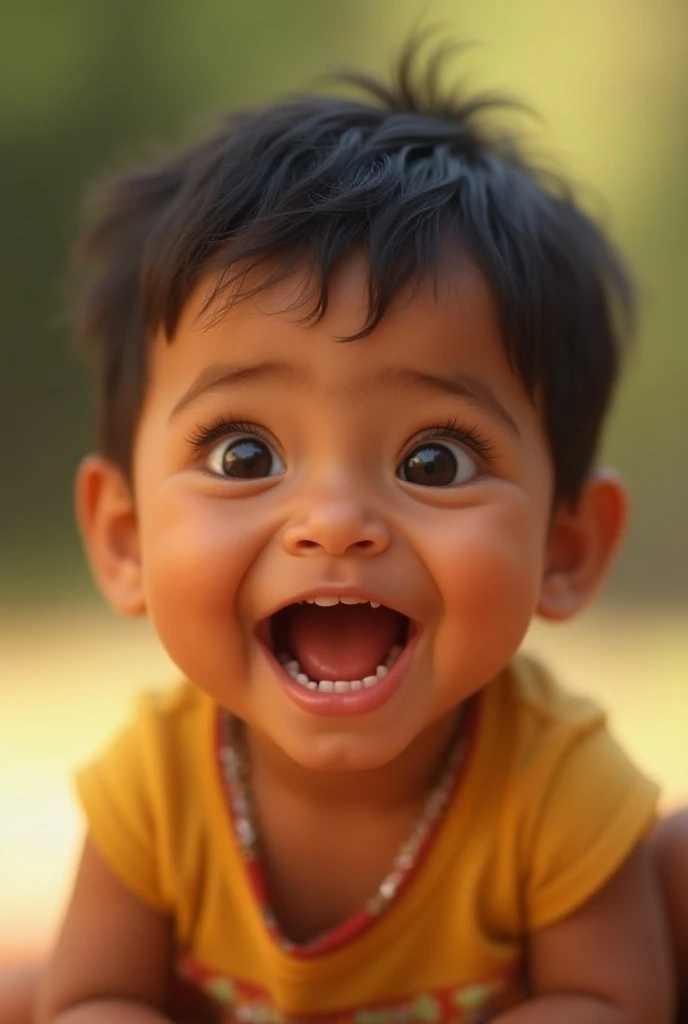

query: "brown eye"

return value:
[207, 436, 285, 480]
[398, 442, 477, 487]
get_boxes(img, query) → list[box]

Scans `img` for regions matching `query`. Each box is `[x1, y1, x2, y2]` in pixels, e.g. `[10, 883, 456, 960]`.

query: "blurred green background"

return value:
[1, 0, 687, 962]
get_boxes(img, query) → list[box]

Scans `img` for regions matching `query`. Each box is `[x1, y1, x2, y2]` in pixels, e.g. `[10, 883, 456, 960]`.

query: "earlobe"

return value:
[74, 455, 146, 616]
[537, 470, 628, 622]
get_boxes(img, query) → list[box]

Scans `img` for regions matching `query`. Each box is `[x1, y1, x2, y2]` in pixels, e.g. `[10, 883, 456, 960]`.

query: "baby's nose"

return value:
[282, 497, 391, 558]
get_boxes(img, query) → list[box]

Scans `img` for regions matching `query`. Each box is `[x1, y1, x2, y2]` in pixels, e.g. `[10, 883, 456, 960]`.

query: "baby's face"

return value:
[131, 254, 554, 772]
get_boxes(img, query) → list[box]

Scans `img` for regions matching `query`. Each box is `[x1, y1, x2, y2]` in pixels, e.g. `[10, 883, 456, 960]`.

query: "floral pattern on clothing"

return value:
[172, 952, 513, 1024]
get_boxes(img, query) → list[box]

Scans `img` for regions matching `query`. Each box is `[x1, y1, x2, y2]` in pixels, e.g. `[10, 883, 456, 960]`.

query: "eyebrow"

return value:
[389, 368, 520, 435]
[169, 361, 301, 420]
[169, 359, 520, 436]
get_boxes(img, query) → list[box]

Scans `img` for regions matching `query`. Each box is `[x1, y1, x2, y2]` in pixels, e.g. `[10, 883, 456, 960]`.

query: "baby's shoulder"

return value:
[74, 680, 217, 913]
[77, 679, 212, 806]
[478, 653, 628, 803]
[124, 679, 210, 744]
[496, 652, 606, 748]
[479, 654, 655, 836]
[478, 656, 658, 932]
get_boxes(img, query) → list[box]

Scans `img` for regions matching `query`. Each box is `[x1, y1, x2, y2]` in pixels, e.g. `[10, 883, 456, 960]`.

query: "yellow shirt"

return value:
[76, 655, 658, 1023]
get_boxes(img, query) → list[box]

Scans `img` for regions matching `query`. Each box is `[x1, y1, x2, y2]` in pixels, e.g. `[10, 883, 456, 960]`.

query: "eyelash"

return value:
[184, 414, 496, 463]
[408, 417, 495, 463]
[185, 417, 272, 452]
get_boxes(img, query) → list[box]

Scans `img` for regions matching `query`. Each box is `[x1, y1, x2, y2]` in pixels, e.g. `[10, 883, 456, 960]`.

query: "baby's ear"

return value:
[537, 470, 628, 621]
[74, 455, 146, 616]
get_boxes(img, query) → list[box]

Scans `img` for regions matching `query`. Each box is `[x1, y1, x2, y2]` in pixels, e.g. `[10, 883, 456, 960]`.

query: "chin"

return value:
[279, 727, 407, 775]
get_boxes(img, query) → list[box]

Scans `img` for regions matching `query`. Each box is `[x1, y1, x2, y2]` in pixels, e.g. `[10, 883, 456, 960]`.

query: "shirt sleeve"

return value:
[74, 697, 173, 913]
[523, 722, 659, 931]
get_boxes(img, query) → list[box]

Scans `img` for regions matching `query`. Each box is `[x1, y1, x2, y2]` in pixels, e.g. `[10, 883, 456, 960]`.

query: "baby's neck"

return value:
[244, 707, 462, 813]
[238, 708, 463, 943]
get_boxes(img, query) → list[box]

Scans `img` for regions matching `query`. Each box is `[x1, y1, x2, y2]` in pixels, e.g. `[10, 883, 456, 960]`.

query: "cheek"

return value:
[445, 531, 542, 623]
[428, 499, 547, 672]
[136, 490, 261, 676]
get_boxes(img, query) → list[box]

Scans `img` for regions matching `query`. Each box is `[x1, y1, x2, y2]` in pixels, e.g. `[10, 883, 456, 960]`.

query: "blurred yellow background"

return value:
[1, 0, 686, 965]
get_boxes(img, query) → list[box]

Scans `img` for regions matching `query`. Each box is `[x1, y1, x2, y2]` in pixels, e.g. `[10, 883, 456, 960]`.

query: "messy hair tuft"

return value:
[76, 36, 634, 504]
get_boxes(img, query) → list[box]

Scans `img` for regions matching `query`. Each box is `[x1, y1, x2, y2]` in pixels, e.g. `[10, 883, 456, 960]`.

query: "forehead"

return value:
[143, 254, 525, 412]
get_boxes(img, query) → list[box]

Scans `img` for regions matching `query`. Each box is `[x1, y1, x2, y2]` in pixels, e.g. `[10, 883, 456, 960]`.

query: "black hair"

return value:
[76, 39, 633, 504]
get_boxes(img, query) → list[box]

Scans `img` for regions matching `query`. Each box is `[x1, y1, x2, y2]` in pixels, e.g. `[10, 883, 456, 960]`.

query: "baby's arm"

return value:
[494, 842, 673, 1023]
[36, 837, 174, 1024]
[655, 810, 688, 1019]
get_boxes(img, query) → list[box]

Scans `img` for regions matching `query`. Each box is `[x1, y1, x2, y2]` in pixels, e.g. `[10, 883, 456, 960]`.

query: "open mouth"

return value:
[260, 597, 411, 694]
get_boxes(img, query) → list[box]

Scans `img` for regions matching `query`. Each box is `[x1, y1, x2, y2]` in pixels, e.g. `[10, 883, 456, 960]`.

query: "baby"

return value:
[3, 40, 681, 1024]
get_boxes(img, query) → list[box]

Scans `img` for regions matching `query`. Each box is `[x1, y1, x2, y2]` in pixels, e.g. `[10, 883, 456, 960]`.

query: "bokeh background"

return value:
[2, 0, 686, 966]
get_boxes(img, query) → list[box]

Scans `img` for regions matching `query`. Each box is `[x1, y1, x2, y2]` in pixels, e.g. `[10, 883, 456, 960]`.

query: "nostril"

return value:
[283, 512, 391, 557]
[294, 536, 378, 554]
[295, 539, 320, 551]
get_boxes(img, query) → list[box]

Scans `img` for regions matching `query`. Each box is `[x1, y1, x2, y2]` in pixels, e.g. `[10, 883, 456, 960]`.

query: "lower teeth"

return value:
[278, 644, 402, 692]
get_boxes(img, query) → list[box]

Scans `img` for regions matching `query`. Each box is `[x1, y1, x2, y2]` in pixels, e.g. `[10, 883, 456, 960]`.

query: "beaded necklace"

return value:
[217, 702, 473, 957]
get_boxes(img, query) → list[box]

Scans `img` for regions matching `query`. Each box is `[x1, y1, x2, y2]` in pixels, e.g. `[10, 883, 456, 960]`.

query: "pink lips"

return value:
[265, 630, 419, 717]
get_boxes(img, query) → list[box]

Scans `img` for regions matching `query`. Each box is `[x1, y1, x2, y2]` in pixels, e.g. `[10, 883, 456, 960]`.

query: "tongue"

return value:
[288, 604, 402, 682]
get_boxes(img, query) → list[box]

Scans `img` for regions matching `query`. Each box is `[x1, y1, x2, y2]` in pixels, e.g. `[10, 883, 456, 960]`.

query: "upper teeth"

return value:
[304, 597, 381, 608]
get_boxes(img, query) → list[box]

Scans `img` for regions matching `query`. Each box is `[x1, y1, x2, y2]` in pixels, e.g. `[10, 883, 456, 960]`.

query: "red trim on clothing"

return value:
[175, 948, 515, 1023]
[213, 694, 482, 958]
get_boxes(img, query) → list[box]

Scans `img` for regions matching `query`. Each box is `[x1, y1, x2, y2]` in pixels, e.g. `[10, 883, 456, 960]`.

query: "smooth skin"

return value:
[0, 965, 41, 1024]
[655, 810, 688, 1022]
[28, 255, 673, 1022]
